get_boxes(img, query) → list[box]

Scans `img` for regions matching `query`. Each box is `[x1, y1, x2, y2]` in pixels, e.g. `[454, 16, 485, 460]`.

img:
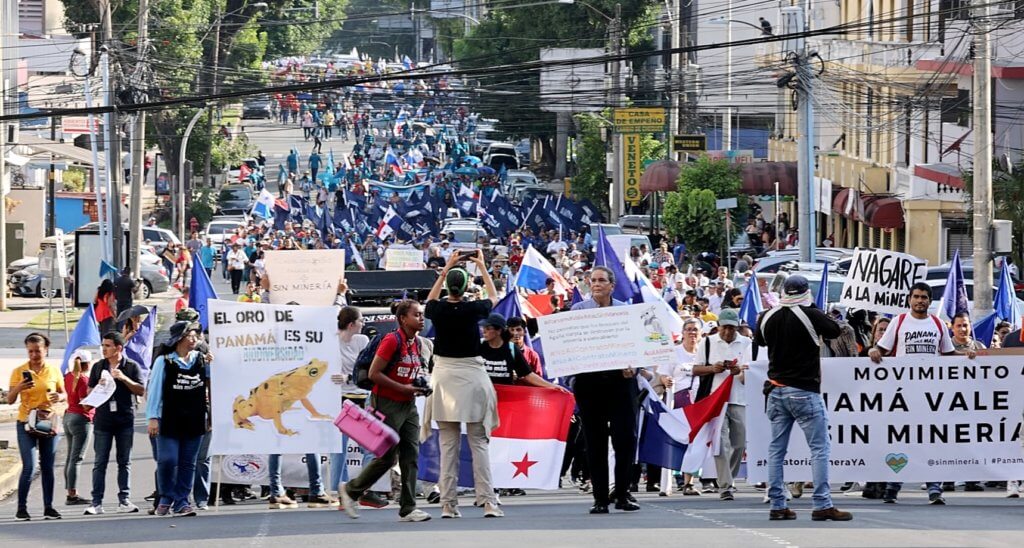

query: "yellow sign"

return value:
[613, 108, 666, 133]
[623, 134, 643, 205]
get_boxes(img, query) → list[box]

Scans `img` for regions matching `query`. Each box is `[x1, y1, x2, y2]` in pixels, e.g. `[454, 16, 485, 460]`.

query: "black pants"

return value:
[324, 126, 332, 139]
[560, 414, 589, 481]
[574, 373, 638, 505]
[230, 269, 243, 294]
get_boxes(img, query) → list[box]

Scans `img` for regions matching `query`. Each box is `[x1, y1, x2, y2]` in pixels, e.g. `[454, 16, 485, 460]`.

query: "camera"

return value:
[412, 376, 432, 396]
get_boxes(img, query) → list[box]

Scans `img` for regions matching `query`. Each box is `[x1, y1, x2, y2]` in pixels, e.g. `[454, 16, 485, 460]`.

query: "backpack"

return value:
[352, 330, 422, 390]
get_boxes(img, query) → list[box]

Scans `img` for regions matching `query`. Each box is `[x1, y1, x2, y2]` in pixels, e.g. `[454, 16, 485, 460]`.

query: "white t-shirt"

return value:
[696, 333, 752, 405]
[876, 314, 954, 356]
[338, 333, 370, 377]
[708, 294, 724, 314]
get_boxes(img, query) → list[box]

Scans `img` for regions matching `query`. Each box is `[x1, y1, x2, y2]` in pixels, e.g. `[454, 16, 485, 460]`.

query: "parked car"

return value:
[487, 153, 520, 172]
[242, 99, 274, 119]
[618, 214, 663, 231]
[10, 252, 169, 299]
[217, 184, 255, 215]
[440, 220, 488, 244]
[204, 219, 247, 260]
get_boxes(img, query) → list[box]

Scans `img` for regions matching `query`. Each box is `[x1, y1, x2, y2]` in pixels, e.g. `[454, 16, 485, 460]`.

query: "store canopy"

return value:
[18, 135, 104, 167]
[862, 196, 905, 229]
[739, 162, 797, 196]
[640, 160, 680, 193]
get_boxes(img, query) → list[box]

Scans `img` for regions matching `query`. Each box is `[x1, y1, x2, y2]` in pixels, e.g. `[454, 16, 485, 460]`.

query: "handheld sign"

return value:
[384, 248, 425, 271]
[263, 249, 345, 306]
[838, 248, 927, 314]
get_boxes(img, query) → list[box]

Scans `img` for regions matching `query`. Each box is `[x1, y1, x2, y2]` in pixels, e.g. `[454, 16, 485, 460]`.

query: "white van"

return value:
[605, 234, 652, 264]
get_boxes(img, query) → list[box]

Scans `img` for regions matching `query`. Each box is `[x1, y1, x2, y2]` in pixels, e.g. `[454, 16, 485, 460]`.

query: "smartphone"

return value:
[22, 371, 32, 383]
[457, 250, 477, 260]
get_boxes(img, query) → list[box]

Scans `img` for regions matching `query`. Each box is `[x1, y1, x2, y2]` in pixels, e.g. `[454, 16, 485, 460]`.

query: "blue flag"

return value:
[739, 275, 764, 328]
[189, 252, 219, 330]
[815, 261, 829, 310]
[941, 249, 969, 320]
[61, 304, 101, 373]
[637, 389, 686, 470]
[125, 306, 157, 374]
[594, 225, 633, 303]
[973, 311, 999, 350]
[99, 260, 119, 279]
[994, 262, 1019, 328]
[571, 286, 583, 307]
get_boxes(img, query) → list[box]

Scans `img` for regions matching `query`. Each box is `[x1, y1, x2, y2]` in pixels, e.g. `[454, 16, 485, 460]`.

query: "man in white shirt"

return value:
[225, 241, 249, 295]
[546, 233, 568, 256]
[691, 308, 751, 500]
[707, 282, 725, 315]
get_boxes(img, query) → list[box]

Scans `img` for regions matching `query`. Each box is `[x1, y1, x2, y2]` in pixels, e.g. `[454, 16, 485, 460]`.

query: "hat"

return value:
[478, 313, 507, 330]
[783, 274, 810, 295]
[232, 241, 242, 247]
[175, 307, 200, 322]
[656, 267, 666, 275]
[166, 321, 200, 347]
[69, 348, 93, 366]
[718, 308, 740, 327]
[441, 240, 450, 245]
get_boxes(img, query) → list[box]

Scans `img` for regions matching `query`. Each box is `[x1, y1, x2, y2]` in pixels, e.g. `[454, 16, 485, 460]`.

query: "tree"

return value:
[662, 158, 744, 254]
[965, 161, 1024, 267]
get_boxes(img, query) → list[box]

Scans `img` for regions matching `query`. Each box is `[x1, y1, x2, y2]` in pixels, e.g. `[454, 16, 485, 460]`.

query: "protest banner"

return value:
[263, 249, 345, 306]
[219, 445, 389, 490]
[384, 247, 425, 270]
[838, 247, 927, 314]
[744, 356, 1024, 482]
[537, 303, 677, 377]
[209, 300, 343, 456]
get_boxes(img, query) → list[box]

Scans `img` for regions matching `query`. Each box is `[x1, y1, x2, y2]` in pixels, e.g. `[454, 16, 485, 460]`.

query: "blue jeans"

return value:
[885, 481, 942, 496]
[268, 454, 324, 497]
[192, 431, 212, 506]
[62, 413, 91, 492]
[16, 421, 58, 509]
[156, 434, 203, 510]
[766, 386, 833, 511]
[92, 424, 134, 506]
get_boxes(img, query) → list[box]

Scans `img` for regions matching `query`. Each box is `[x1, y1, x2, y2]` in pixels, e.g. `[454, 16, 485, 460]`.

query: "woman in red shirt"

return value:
[63, 349, 94, 505]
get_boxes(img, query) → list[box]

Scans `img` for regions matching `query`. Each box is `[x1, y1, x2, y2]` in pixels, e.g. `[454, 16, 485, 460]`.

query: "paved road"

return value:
[241, 117, 356, 168]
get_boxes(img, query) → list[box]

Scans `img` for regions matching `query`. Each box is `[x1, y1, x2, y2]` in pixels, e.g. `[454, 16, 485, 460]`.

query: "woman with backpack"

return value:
[422, 250, 503, 519]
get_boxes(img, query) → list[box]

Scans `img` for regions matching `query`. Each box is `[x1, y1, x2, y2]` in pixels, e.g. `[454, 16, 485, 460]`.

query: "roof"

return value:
[17, 134, 105, 167]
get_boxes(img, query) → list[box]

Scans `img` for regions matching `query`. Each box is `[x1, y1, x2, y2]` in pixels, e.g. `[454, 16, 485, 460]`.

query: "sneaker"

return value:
[65, 495, 89, 505]
[173, 505, 197, 517]
[484, 502, 505, 518]
[196, 504, 210, 511]
[84, 505, 104, 515]
[15, 508, 30, 521]
[768, 508, 796, 521]
[268, 495, 299, 509]
[117, 501, 140, 513]
[359, 492, 389, 508]
[144, 491, 158, 502]
[720, 490, 734, 501]
[882, 490, 898, 503]
[399, 508, 432, 522]
[441, 504, 461, 519]
[155, 504, 171, 516]
[928, 493, 946, 505]
[762, 486, 793, 504]
[338, 485, 359, 519]
[682, 485, 701, 496]
[964, 482, 984, 492]
[790, 482, 804, 498]
[1008, 481, 1020, 498]
[43, 508, 61, 520]
[426, 491, 441, 504]
[307, 494, 336, 508]
[811, 507, 853, 521]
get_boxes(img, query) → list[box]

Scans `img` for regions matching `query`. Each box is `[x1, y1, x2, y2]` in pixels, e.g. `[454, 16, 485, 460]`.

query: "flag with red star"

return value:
[417, 385, 575, 489]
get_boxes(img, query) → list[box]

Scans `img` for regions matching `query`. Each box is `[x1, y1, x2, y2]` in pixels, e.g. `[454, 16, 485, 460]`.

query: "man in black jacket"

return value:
[753, 275, 851, 522]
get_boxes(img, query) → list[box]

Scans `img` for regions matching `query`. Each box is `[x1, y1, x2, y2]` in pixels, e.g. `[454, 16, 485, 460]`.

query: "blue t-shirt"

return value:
[199, 246, 215, 268]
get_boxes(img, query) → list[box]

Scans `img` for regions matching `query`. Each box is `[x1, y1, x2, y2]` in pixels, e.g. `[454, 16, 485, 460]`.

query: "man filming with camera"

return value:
[339, 299, 432, 522]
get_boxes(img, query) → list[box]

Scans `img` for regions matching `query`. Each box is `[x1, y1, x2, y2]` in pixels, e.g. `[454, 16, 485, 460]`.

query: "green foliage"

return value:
[663, 158, 744, 254]
[964, 162, 1024, 265]
[186, 185, 218, 227]
[663, 188, 721, 254]
[62, 167, 88, 192]
[264, 0, 349, 57]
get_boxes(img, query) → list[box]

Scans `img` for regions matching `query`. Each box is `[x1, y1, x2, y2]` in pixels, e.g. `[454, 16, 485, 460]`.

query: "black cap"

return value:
[478, 313, 507, 330]
[783, 274, 809, 295]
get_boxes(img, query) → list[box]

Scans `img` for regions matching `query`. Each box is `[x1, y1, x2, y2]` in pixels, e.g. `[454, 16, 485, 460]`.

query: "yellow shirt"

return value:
[238, 293, 262, 303]
[9, 361, 64, 422]
[700, 311, 719, 323]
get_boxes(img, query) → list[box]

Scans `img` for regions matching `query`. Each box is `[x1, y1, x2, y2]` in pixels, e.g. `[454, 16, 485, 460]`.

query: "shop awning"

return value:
[914, 162, 964, 189]
[739, 162, 798, 196]
[862, 196, 905, 229]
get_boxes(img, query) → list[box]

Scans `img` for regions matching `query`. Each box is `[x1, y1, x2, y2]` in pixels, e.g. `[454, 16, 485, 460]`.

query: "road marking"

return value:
[645, 502, 800, 548]
[251, 511, 272, 546]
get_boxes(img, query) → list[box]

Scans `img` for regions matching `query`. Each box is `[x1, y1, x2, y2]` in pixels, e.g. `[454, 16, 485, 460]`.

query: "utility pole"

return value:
[48, 115, 57, 236]
[102, 0, 124, 267]
[0, 0, 7, 312]
[205, 6, 221, 192]
[129, 0, 148, 277]
[783, 5, 816, 263]
[668, 0, 679, 150]
[972, 0, 993, 317]
[723, 0, 732, 151]
[610, 2, 622, 222]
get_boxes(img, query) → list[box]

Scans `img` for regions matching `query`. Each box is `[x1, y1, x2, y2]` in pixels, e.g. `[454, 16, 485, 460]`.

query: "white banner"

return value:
[219, 442, 390, 490]
[838, 247, 927, 315]
[537, 303, 676, 377]
[209, 300, 344, 456]
[263, 249, 346, 306]
[384, 248, 425, 271]
[745, 357, 1024, 482]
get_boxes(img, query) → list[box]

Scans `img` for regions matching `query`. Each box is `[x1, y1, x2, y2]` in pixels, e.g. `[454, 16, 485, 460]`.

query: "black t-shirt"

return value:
[88, 356, 143, 431]
[426, 257, 446, 269]
[425, 299, 492, 358]
[480, 342, 532, 385]
[113, 275, 134, 303]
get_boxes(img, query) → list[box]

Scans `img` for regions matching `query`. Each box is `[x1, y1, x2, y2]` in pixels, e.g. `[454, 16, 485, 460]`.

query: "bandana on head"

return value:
[780, 290, 812, 307]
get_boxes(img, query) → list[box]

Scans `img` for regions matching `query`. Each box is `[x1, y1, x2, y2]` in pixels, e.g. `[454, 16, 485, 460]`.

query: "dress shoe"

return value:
[811, 507, 853, 521]
[769, 508, 796, 521]
[614, 499, 640, 512]
[589, 504, 609, 514]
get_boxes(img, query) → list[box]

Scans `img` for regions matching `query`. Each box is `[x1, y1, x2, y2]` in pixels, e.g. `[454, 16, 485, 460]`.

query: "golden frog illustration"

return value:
[232, 358, 332, 436]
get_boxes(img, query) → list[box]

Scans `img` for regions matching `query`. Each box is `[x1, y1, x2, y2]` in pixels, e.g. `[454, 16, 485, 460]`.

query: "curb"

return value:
[0, 452, 21, 502]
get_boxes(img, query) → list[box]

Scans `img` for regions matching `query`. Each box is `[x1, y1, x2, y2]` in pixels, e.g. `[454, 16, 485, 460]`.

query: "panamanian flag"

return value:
[418, 385, 575, 489]
[658, 375, 734, 474]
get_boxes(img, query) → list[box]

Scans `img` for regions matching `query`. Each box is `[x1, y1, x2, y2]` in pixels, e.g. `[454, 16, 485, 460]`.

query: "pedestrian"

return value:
[8, 333, 66, 521]
[569, 266, 641, 514]
[146, 321, 210, 517]
[84, 332, 146, 516]
[753, 274, 850, 521]
[199, 238, 215, 277]
[691, 308, 751, 501]
[94, 279, 117, 335]
[225, 241, 248, 295]
[113, 267, 138, 316]
[63, 349, 94, 507]
[339, 300, 432, 522]
[480, 313, 567, 392]
[868, 282, 975, 505]
[328, 306, 369, 500]
[423, 250, 504, 518]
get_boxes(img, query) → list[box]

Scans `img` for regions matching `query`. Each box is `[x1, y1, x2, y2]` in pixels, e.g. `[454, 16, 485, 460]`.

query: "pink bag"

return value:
[333, 400, 399, 458]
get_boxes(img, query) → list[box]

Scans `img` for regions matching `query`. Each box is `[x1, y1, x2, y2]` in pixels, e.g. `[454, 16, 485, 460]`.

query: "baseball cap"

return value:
[718, 308, 740, 327]
[479, 313, 507, 330]
[783, 274, 809, 295]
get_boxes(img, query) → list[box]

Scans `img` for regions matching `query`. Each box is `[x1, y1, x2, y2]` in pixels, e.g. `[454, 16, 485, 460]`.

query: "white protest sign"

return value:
[219, 443, 389, 490]
[385, 248, 425, 271]
[209, 300, 343, 456]
[745, 357, 1024, 482]
[537, 303, 677, 377]
[263, 249, 345, 305]
[838, 247, 927, 314]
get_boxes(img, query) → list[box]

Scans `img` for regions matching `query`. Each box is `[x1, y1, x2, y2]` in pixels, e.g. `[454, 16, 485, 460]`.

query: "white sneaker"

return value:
[483, 502, 504, 518]
[399, 508, 432, 522]
[117, 502, 140, 513]
[441, 503, 461, 518]
[338, 483, 359, 519]
[1008, 481, 1020, 498]
[84, 505, 104, 515]
[762, 486, 793, 504]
